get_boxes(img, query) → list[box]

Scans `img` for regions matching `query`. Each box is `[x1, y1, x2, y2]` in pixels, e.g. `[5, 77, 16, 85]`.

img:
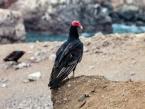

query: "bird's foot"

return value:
[70, 75, 75, 79]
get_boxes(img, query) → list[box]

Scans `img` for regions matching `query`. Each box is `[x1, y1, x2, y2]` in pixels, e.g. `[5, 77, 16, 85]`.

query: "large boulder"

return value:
[0, 9, 25, 44]
[9, 0, 50, 31]
[110, 3, 145, 25]
[0, 0, 17, 8]
[112, 0, 145, 9]
[40, 0, 113, 34]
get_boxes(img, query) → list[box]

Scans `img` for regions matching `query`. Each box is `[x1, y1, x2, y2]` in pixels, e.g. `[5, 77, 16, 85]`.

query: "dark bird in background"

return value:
[3, 50, 25, 63]
[48, 21, 84, 89]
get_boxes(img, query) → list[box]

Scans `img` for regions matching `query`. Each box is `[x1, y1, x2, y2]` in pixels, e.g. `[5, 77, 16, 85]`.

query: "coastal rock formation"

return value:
[0, 9, 25, 44]
[111, 0, 145, 25]
[10, 0, 113, 34]
[112, 0, 145, 8]
[0, 0, 144, 35]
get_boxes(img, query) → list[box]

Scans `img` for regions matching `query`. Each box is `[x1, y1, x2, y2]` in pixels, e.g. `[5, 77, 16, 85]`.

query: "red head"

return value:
[71, 20, 83, 29]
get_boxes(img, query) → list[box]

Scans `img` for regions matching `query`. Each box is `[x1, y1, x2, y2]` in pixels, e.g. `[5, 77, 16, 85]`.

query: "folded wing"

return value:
[49, 40, 83, 89]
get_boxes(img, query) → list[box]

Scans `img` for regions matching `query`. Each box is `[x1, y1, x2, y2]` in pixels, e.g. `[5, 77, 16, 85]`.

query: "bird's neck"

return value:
[68, 26, 79, 41]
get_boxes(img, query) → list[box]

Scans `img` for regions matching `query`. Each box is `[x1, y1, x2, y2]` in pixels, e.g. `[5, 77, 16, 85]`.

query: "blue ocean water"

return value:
[112, 24, 145, 34]
[26, 32, 94, 42]
[26, 24, 145, 42]
[26, 32, 67, 42]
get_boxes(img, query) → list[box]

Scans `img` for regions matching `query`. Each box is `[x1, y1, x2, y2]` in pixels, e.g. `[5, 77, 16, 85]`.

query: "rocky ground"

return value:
[1, 33, 145, 108]
[52, 76, 145, 109]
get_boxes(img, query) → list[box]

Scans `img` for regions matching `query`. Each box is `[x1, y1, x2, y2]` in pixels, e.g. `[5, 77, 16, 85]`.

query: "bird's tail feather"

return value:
[48, 78, 60, 89]
[48, 65, 76, 89]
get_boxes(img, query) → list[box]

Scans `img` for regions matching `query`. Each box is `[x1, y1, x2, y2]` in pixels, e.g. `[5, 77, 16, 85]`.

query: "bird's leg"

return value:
[71, 66, 76, 78]
[70, 72, 75, 79]
[72, 70, 75, 78]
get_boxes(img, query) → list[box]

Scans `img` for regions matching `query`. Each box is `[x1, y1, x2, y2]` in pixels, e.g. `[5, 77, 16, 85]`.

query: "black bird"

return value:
[3, 50, 25, 63]
[48, 21, 84, 89]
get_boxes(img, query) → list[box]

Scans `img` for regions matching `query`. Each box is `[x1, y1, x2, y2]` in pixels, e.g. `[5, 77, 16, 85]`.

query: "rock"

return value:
[4, 61, 17, 69]
[10, 0, 49, 20]
[0, 78, 8, 88]
[102, 41, 110, 47]
[84, 46, 89, 52]
[117, 4, 139, 12]
[15, 62, 31, 70]
[86, 42, 91, 46]
[78, 95, 86, 102]
[0, 83, 7, 88]
[43, 42, 49, 47]
[0, 78, 8, 83]
[95, 50, 103, 54]
[112, 0, 124, 8]
[67, 84, 71, 88]
[22, 79, 29, 83]
[0, 0, 17, 8]
[0, 9, 25, 44]
[10, 0, 49, 32]
[9, 0, 112, 34]
[30, 50, 49, 62]
[78, 94, 90, 102]
[89, 66, 95, 70]
[28, 72, 41, 81]
[49, 54, 56, 61]
[63, 97, 68, 101]
[130, 72, 136, 76]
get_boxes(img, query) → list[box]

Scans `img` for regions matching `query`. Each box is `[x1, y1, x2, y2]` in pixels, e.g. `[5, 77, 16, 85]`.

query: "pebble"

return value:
[63, 98, 68, 101]
[78, 94, 90, 102]
[1, 84, 7, 88]
[0, 78, 8, 83]
[28, 72, 41, 81]
[15, 62, 31, 69]
[43, 42, 49, 47]
[84, 46, 89, 52]
[89, 66, 95, 70]
[102, 41, 110, 47]
[30, 50, 49, 63]
[4, 61, 17, 69]
[30, 57, 36, 62]
[130, 72, 136, 76]
[49, 54, 56, 61]
[67, 84, 71, 88]
[23, 79, 30, 83]
[95, 50, 103, 54]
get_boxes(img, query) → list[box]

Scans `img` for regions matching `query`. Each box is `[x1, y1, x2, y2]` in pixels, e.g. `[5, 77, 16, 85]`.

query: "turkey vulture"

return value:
[48, 21, 84, 89]
[3, 50, 25, 63]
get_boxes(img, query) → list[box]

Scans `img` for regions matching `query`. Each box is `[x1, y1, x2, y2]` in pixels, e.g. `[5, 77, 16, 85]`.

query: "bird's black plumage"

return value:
[48, 25, 83, 89]
[3, 50, 25, 63]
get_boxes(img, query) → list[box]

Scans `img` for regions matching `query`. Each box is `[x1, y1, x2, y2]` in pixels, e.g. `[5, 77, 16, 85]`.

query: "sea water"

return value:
[26, 24, 145, 42]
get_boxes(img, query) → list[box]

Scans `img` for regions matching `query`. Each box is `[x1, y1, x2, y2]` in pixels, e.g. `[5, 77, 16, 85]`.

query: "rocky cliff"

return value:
[0, 9, 25, 44]
[9, 0, 113, 34]
[111, 0, 145, 25]
[1, 0, 145, 35]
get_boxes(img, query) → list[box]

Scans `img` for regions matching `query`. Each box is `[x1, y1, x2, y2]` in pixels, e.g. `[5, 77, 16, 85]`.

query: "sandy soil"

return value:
[1, 33, 145, 108]
[52, 76, 145, 109]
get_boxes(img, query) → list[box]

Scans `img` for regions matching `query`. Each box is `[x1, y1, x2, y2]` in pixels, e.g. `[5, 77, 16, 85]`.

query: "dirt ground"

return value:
[1, 33, 145, 108]
[52, 76, 145, 109]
